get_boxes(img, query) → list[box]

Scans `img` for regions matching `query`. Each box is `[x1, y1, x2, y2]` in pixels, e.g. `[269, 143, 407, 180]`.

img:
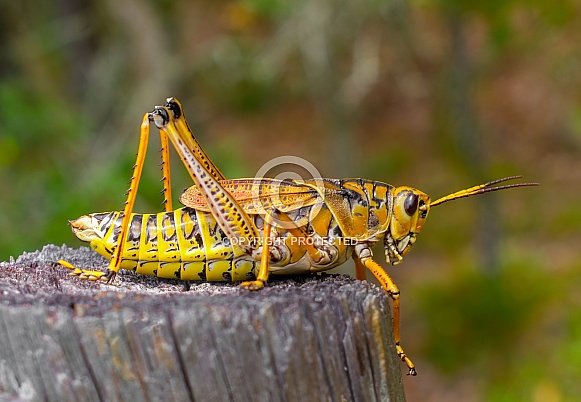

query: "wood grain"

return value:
[0, 245, 406, 402]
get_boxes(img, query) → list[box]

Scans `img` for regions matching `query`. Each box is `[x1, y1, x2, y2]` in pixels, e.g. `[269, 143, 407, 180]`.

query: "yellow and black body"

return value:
[61, 98, 537, 376]
[69, 178, 429, 282]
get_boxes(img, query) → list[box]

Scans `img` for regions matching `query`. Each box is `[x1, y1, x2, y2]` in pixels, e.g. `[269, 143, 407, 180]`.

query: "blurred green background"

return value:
[1, 1, 579, 401]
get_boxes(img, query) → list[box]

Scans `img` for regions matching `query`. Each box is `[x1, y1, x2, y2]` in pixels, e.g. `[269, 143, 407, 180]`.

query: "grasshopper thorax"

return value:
[384, 186, 431, 265]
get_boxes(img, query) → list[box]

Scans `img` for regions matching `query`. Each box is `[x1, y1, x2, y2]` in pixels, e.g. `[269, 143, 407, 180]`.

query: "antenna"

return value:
[430, 176, 539, 207]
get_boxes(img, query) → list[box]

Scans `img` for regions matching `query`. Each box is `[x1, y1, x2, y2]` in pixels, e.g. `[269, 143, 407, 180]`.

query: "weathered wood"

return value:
[0, 245, 406, 402]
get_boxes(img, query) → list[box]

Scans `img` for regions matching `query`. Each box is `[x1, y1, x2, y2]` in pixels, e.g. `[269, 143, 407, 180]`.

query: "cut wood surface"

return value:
[0, 245, 406, 402]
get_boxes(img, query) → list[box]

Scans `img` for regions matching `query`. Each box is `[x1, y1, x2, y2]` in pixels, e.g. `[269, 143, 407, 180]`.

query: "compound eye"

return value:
[404, 192, 419, 216]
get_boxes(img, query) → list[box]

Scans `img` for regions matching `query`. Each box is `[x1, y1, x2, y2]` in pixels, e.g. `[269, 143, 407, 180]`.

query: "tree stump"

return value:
[0, 245, 406, 402]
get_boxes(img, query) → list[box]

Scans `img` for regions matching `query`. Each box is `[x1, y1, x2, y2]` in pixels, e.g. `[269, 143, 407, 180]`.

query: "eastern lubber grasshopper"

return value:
[60, 98, 538, 376]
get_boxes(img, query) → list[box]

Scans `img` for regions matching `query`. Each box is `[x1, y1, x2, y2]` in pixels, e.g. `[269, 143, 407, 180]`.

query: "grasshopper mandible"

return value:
[60, 98, 538, 376]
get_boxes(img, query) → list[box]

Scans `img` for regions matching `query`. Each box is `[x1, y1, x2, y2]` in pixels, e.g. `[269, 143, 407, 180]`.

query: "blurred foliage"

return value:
[417, 261, 548, 374]
[1, 0, 581, 401]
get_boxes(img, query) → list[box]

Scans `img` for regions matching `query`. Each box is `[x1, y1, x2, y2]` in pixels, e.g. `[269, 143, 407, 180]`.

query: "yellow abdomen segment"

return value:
[91, 208, 256, 282]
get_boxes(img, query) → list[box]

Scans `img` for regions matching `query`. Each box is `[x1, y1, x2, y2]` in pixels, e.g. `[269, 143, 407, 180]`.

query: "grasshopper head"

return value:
[384, 176, 539, 265]
[384, 187, 431, 265]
